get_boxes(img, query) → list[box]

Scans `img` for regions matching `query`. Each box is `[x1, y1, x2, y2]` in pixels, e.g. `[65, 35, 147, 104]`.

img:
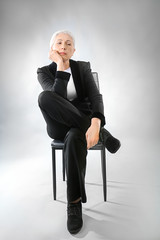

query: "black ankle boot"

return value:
[67, 201, 83, 234]
[100, 128, 121, 153]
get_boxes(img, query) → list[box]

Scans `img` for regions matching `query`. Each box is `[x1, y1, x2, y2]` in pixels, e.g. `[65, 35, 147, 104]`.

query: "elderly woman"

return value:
[37, 30, 120, 234]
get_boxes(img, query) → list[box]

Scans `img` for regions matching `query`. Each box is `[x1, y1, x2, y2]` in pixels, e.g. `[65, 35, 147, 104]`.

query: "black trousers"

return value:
[38, 91, 91, 203]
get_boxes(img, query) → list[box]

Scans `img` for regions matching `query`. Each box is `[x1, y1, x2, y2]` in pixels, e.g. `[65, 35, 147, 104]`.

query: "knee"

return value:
[38, 91, 53, 108]
[65, 128, 85, 145]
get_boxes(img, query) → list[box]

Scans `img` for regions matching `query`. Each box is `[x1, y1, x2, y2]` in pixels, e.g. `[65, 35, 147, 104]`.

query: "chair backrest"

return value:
[92, 72, 100, 90]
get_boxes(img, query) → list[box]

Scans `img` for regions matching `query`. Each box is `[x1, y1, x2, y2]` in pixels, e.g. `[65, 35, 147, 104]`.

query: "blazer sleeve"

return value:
[83, 62, 106, 126]
[37, 66, 70, 98]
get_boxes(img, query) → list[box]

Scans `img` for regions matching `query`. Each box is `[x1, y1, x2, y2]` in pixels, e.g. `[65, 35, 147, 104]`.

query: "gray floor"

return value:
[0, 138, 160, 240]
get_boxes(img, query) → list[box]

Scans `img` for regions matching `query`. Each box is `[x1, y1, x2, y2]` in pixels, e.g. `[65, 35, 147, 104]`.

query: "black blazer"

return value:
[37, 59, 105, 126]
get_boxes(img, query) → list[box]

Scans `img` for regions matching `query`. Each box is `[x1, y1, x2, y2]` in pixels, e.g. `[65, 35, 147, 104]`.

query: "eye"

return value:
[57, 42, 62, 45]
[67, 43, 71, 46]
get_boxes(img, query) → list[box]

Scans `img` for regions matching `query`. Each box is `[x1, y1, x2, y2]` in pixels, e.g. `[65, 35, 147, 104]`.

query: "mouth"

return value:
[59, 52, 67, 55]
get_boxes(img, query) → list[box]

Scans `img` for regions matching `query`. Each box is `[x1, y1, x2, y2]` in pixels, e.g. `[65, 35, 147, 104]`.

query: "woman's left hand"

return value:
[86, 118, 101, 149]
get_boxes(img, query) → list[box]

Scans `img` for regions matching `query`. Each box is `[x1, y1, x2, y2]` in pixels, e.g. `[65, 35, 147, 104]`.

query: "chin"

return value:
[62, 56, 69, 61]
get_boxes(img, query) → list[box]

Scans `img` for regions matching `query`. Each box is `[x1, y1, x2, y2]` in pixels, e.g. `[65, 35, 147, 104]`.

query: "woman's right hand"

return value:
[49, 49, 61, 63]
[49, 49, 64, 71]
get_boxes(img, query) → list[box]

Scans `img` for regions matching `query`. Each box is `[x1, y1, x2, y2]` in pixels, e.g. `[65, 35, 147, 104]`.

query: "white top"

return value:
[64, 67, 77, 101]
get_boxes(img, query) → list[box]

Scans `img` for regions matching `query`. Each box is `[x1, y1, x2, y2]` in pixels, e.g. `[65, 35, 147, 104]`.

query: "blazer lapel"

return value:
[70, 59, 84, 100]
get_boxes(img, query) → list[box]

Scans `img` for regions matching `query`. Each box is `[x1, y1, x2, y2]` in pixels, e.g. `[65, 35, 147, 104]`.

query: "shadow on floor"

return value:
[73, 214, 137, 240]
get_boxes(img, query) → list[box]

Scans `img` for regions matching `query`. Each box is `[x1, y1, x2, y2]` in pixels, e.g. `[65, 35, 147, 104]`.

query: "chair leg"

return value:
[101, 147, 107, 201]
[52, 147, 56, 200]
[62, 150, 65, 181]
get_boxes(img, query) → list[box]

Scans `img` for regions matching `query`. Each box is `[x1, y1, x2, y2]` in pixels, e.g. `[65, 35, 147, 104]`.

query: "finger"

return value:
[48, 53, 51, 59]
[52, 50, 58, 54]
[87, 140, 93, 150]
[49, 49, 55, 55]
[85, 133, 88, 141]
[86, 138, 90, 149]
[49, 50, 52, 57]
[88, 142, 93, 150]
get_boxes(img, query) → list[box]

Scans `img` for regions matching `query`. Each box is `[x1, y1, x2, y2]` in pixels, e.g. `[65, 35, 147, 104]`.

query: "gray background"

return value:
[0, 0, 160, 161]
[0, 0, 160, 239]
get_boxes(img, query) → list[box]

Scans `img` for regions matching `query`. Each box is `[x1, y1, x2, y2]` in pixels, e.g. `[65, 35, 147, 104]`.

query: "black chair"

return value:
[51, 72, 107, 201]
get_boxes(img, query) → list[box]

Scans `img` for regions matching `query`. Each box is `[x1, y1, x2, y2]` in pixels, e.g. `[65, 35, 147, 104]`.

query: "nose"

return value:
[61, 43, 66, 50]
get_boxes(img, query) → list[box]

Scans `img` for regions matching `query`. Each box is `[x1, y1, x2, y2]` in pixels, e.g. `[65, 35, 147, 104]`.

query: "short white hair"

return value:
[49, 30, 75, 49]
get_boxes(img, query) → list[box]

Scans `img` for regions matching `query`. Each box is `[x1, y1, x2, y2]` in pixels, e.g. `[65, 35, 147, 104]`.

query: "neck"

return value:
[63, 59, 70, 70]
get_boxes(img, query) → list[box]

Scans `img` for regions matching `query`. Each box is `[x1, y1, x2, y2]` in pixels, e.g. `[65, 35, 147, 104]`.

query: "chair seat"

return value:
[90, 141, 104, 150]
[51, 139, 104, 150]
[51, 140, 65, 149]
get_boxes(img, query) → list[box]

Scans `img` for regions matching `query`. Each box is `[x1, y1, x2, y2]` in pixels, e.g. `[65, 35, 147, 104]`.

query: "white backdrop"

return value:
[0, 0, 160, 238]
[1, 0, 160, 176]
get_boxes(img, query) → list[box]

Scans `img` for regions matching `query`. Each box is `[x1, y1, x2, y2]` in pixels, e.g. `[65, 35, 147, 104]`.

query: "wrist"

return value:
[57, 60, 64, 71]
[91, 118, 101, 128]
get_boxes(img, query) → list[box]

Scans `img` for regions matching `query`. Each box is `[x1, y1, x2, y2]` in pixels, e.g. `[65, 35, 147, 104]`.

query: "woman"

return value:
[37, 30, 120, 234]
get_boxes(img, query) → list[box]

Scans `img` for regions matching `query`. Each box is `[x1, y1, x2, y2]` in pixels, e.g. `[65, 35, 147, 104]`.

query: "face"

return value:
[52, 33, 75, 61]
